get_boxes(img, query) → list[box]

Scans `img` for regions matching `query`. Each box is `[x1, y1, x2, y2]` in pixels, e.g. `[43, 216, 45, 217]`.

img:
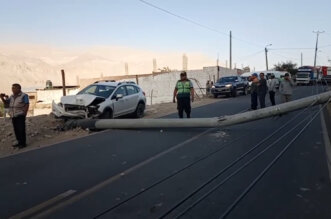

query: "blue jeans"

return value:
[251, 92, 258, 110]
[258, 92, 267, 108]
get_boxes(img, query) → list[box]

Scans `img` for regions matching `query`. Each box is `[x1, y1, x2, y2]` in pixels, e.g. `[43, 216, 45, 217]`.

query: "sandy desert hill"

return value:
[0, 44, 218, 93]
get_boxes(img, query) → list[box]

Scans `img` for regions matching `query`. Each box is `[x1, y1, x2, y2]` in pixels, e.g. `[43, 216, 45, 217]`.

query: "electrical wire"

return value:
[93, 131, 249, 218]
[219, 98, 331, 219]
[172, 112, 315, 219]
[138, 0, 263, 48]
[270, 47, 314, 50]
[138, 0, 228, 37]
[236, 49, 264, 61]
[159, 99, 318, 218]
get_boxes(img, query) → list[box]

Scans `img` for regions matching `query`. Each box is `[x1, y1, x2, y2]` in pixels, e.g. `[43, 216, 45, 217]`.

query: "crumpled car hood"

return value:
[61, 94, 105, 106]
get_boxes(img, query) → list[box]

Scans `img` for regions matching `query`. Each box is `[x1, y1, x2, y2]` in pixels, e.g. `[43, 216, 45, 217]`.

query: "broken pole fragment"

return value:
[71, 90, 331, 130]
[61, 69, 66, 96]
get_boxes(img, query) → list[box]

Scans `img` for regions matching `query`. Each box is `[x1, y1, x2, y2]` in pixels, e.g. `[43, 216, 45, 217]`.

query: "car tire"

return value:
[100, 109, 113, 119]
[134, 103, 145, 118]
[231, 88, 237, 97]
[213, 94, 218, 98]
[242, 86, 248, 95]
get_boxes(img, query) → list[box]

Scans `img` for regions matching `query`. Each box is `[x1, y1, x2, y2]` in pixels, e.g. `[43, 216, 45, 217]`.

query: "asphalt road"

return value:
[1, 85, 331, 219]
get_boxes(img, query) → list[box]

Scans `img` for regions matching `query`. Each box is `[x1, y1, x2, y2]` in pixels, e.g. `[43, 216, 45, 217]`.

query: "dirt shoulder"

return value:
[0, 97, 222, 158]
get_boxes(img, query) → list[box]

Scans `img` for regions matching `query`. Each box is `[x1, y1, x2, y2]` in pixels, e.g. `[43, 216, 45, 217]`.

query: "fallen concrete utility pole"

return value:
[72, 90, 331, 130]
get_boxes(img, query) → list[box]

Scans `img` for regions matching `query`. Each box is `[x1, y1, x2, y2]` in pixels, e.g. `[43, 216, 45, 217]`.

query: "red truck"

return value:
[321, 66, 331, 84]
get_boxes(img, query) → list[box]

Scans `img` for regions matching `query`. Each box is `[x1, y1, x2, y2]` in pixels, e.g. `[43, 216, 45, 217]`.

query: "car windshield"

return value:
[218, 77, 237, 83]
[297, 73, 310, 78]
[78, 85, 116, 98]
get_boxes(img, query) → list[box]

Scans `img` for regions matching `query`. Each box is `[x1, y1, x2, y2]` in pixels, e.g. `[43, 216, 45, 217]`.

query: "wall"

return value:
[79, 66, 237, 105]
[36, 88, 80, 104]
[31, 88, 80, 116]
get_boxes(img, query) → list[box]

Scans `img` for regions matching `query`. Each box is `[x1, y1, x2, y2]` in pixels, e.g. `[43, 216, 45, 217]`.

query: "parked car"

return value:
[52, 81, 146, 119]
[211, 76, 248, 98]
[240, 76, 251, 94]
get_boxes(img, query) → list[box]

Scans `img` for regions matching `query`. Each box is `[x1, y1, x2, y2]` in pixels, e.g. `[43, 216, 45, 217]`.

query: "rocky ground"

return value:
[0, 97, 221, 157]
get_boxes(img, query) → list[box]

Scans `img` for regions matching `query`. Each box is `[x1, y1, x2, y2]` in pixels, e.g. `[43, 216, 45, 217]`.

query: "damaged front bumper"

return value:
[52, 94, 106, 119]
[52, 101, 87, 118]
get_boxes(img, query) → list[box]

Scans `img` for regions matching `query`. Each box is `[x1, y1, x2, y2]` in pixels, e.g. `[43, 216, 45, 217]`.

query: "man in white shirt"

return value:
[267, 74, 279, 106]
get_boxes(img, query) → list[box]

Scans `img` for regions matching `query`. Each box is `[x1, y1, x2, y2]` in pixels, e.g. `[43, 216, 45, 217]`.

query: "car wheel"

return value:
[100, 109, 113, 119]
[243, 87, 248, 95]
[135, 103, 145, 118]
[213, 94, 218, 98]
[231, 88, 237, 97]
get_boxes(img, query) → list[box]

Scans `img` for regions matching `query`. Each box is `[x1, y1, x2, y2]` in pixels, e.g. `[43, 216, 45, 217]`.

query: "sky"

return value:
[0, 0, 331, 70]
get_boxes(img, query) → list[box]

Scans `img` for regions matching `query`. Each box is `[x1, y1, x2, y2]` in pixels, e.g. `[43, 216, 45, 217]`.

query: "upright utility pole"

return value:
[125, 62, 129, 75]
[301, 52, 303, 66]
[265, 44, 272, 70]
[216, 53, 220, 80]
[153, 58, 157, 72]
[313, 31, 324, 78]
[61, 69, 66, 96]
[183, 53, 188, 70]
[229, 31, 232, 70]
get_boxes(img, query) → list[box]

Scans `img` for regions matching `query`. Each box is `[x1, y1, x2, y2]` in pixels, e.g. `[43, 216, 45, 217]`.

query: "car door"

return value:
[237, 77, 244, 90]
[112, 86, 130, 116]
[125, 85, 140, 113]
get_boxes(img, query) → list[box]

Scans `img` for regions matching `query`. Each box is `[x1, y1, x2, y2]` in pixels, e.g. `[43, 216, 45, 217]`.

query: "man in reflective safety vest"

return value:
[173, 71, 194, 118]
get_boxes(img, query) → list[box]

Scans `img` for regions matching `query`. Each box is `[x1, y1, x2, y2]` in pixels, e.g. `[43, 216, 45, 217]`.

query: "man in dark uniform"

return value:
[258, 72, 268, 108]
[0, 84, 29, 148]
[250, 73, 259, 110]
[173, 71, 194, 118]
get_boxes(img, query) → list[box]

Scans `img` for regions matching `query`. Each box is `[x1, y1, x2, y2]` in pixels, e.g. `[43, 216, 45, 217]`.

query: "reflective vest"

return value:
[176, 80, 191, 98]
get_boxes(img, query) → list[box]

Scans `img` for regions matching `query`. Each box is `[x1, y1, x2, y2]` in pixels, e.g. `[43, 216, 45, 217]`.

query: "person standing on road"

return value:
[267, 74, 278, 106]
[258, 72, 268, 108]
[0, 84, 29, 148]
[279, 73, 295, 103]
[206, 80, 211, 96]
[250, 73, 259, 110]
[0, 94, 10, 119]
[173, 71, 194, 118]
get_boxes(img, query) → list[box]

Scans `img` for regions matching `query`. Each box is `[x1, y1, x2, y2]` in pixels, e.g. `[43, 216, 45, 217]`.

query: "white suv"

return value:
[52, 81, 146, 119]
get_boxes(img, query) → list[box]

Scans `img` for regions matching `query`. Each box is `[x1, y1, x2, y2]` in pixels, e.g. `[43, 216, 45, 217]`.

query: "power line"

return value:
[270, 52, 300, 61]
[231, 35, 263, 48]
[138, 0, 228, 36]
[237, 49, 264, 60]
[270, 47, 314, 50]
[138, 0, 263, 48]
[320, 44, 331, 48]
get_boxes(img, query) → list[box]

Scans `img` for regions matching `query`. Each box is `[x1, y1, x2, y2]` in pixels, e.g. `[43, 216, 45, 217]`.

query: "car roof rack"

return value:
[118, 81, 136, 85]
[94, 80, 116, 83]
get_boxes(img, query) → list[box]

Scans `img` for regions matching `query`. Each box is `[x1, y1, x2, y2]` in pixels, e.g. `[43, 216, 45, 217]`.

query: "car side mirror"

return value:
[115, 94, 124, 100]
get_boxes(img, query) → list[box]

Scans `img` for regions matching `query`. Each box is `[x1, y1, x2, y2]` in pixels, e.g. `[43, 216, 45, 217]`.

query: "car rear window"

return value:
[114, 86, 127, 96]
[126, 85, 139, 95]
